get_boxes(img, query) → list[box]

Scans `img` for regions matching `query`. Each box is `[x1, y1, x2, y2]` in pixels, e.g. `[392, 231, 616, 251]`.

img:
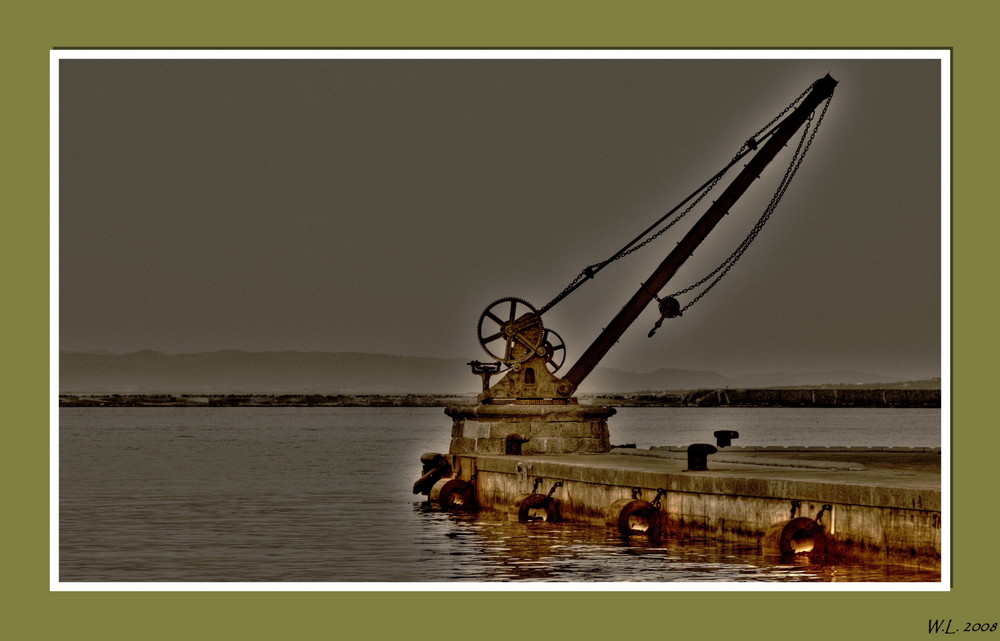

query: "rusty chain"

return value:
[537, 82, 821, 317]
[665, 94, 833, 314]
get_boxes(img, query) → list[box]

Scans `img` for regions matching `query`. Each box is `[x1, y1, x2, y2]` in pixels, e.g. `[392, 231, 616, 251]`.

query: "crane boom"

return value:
[561, 74, 838, 393]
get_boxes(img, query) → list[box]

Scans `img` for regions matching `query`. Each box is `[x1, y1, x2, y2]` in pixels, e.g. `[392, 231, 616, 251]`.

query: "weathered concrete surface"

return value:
[445, 404, 614, 455]
[446, 447, 941, 571]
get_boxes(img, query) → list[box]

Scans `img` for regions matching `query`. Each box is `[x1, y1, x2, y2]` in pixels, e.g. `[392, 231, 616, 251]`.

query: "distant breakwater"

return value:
[58, 393, 475, 408]
[59, 388, 940, 409]
[593, 388, 940, 408]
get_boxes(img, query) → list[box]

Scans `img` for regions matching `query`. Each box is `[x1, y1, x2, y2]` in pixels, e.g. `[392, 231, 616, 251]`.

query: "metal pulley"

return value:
[647, 296, 681, 337]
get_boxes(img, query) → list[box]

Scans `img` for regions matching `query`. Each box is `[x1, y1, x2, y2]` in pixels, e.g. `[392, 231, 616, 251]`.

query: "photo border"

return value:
[49, 48, 952, 594]
[6, 3, 985, 636]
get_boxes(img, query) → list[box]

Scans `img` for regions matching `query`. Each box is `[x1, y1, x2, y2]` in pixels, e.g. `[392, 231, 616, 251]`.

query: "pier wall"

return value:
[450, 453, 941, 570]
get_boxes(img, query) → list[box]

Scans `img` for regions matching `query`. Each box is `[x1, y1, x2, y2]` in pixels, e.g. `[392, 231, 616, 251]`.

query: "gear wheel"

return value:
[477, 297, 545, 365]
[540, 329, 567, 373]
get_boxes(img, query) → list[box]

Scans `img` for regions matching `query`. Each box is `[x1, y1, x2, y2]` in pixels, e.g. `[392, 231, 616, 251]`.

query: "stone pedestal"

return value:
[445, 404, 615, 455]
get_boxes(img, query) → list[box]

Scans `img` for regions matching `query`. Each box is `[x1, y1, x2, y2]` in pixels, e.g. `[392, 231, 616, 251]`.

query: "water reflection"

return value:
[415, 506, 941, 583]
[59, 408, 942, 583]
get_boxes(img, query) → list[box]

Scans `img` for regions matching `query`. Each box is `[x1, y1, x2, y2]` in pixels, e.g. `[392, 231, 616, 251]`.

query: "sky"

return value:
[58, 54, 944, 380]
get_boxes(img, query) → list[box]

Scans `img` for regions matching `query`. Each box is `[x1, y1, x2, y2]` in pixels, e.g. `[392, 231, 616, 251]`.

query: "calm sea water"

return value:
[58, 406, 942, 583]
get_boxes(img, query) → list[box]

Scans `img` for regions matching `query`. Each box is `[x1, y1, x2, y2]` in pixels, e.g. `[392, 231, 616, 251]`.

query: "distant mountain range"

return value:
[58, 350, 938, 395]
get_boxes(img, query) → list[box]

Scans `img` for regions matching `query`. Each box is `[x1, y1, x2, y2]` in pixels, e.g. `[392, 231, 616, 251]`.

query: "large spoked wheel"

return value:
[477, 297, 545, 365]
[542, 329, 566, 373]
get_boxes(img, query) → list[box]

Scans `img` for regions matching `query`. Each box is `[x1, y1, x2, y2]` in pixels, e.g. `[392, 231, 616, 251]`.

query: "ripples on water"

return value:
[413, 511, 939, 583]
[58, 407, 942, 583]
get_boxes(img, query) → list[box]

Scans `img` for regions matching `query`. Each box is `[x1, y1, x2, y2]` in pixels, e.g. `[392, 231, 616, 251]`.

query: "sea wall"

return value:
[449, 453, 941, 570]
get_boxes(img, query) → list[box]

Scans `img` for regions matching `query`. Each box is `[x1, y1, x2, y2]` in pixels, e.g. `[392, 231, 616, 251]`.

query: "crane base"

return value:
[444, 403, 615, 455]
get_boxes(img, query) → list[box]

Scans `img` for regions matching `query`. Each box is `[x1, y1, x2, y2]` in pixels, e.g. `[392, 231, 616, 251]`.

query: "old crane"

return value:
[437, 74, 837, 463]
[471, 74, 836, 406]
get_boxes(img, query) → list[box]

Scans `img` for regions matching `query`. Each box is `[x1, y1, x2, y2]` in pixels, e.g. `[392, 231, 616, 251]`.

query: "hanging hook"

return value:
[648, 296, 682, 337]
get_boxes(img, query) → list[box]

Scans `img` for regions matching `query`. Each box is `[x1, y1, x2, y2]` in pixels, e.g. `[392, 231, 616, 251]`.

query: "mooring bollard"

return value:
[687, 443, 718, 471]
[714, 430, 739, 447]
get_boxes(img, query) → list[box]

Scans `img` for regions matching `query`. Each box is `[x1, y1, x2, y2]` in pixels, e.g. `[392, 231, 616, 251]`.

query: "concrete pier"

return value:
[439, 446, 941, 571]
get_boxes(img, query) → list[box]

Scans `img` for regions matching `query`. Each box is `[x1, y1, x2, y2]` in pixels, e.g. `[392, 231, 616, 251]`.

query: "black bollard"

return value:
[687, 443, 718, 471]
[714, 430, 740, 447]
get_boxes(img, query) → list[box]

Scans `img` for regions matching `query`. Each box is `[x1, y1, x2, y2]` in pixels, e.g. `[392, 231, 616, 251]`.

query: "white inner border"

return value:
[50, 48, 952, 592]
